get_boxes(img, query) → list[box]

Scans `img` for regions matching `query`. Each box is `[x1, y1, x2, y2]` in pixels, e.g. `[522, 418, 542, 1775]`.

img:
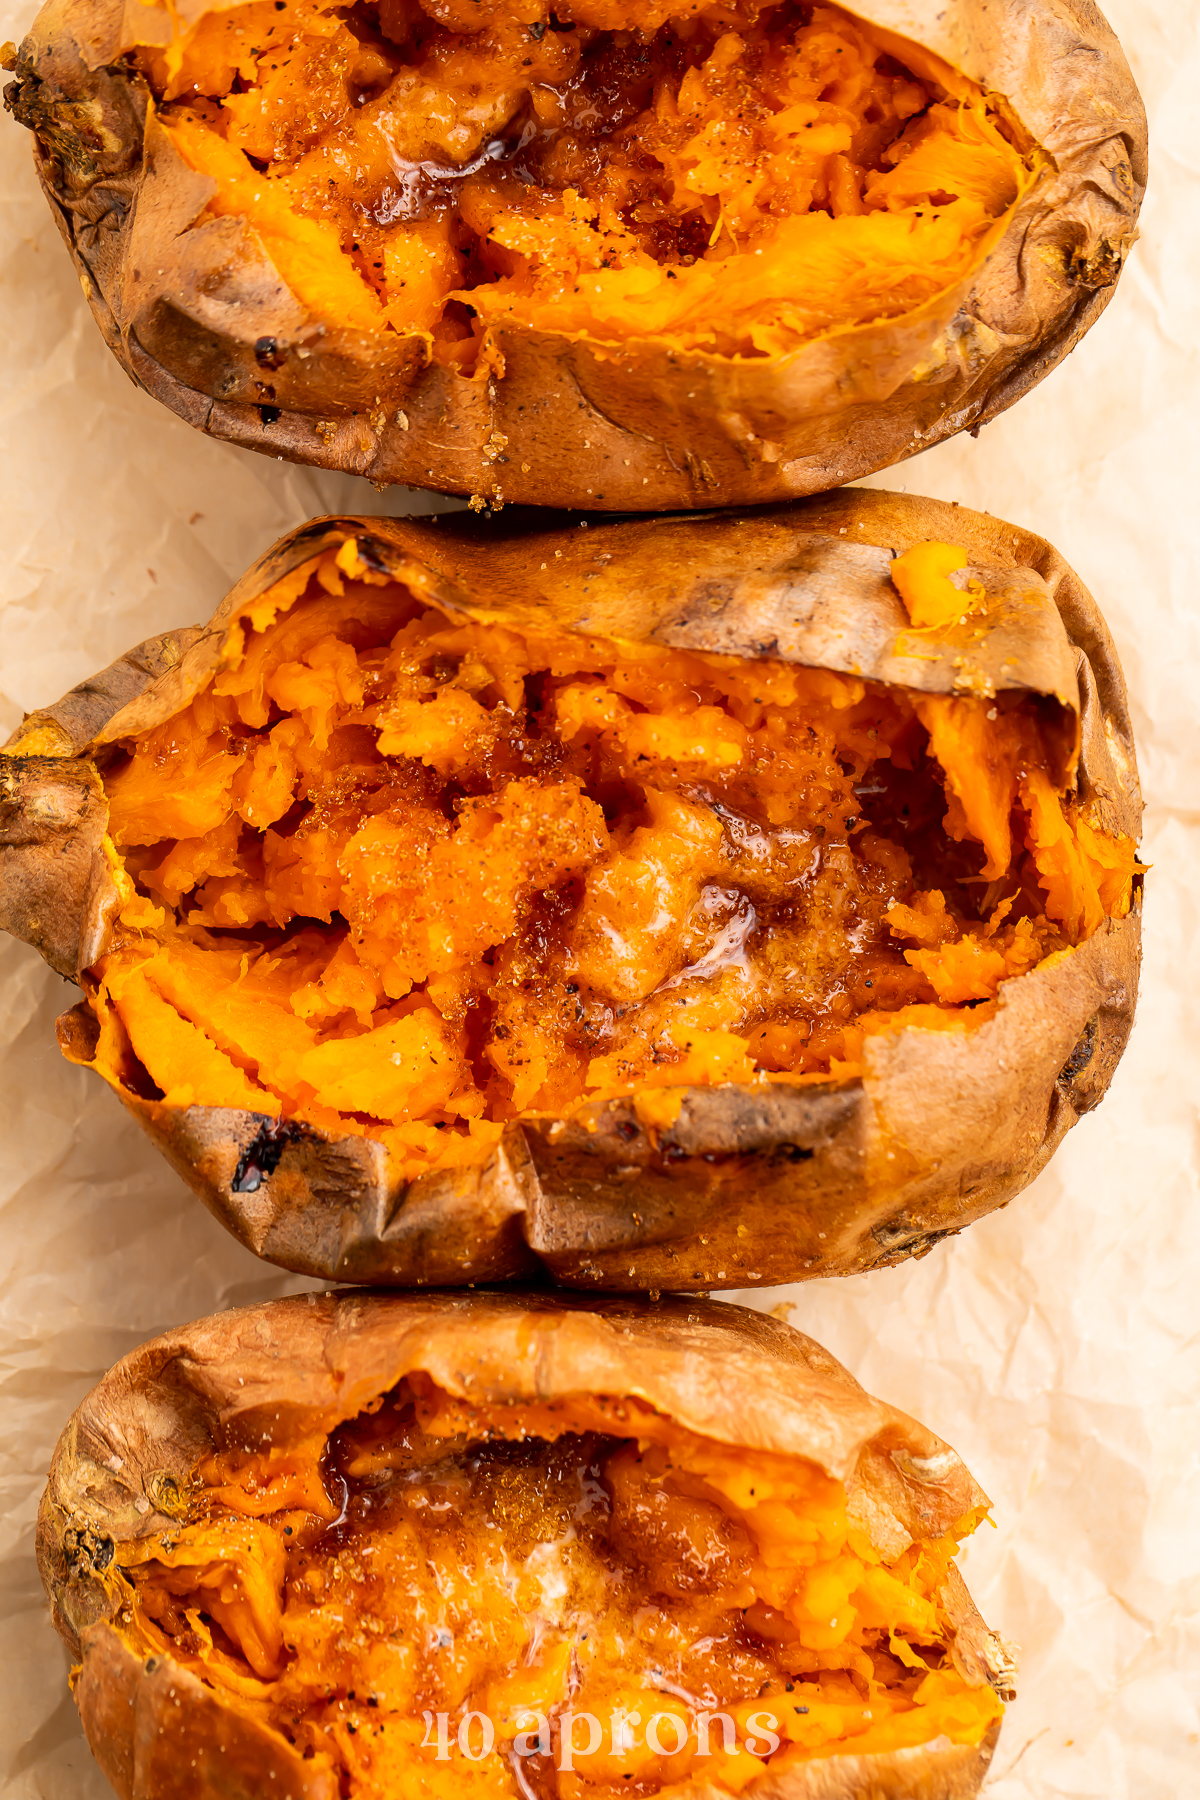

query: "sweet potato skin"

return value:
[3, 0, 1146, 509]
[37, 1290, 1013, 1799]
[0, 490, 1142, 1290]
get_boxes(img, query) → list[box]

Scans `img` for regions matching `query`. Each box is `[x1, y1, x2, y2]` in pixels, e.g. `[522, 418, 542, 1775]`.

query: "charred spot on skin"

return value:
[1068, 240, 1121, 289]
[354, 538, 392, 575]
[231, 1117, 304, 1192]
[774, 1143, 815, 1164]
[259, 404, 281, 425]
[63, 1525, 115, 1576]
[870, 1220, 958, 1263]
[4, 70, 97, 183]
[148, 1470, 192, 1519]
[1058, 1014, 1098, 1085]
[871, 1217, 915, 1251]
[254, 335, 286, 371]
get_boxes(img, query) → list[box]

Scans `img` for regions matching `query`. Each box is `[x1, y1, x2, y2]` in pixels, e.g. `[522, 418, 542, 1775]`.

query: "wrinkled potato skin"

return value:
[4, 0, 1145, 508]
[37, 1290, 1013, 1799]
[0, 491, 1141, 1290]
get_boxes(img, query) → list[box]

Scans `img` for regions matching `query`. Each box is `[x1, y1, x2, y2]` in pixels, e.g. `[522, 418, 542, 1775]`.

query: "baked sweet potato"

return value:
[0, 491, 1141, 1289]
[37, 1288, 1017, 1798]
[3, 0, 1145, 509]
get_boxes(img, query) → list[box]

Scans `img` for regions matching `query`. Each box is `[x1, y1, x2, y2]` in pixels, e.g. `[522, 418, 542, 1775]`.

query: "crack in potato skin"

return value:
[130, 0, 1033, 360]
[113, 1380, 1002, 1796]
[86, 540, 1139, 1184]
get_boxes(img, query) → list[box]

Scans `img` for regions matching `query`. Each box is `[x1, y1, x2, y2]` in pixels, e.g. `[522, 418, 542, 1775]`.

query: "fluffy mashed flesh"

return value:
[115, 1380, 1002, 1795]
[89, 536, 1139, 1178]
[126, 0, 1035, 359]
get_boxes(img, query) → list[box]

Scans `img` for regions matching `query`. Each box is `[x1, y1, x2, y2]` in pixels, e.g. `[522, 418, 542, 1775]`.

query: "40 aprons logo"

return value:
[420, 1705, 784, 1771]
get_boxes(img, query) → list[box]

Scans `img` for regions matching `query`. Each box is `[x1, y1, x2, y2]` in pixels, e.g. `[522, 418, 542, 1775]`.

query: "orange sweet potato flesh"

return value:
[139, 0, 1029, 363]
[38, 1290, 1015, 1799]
[84, 536, 1135, 1179]
[115, 1395, 1001, 1793]
[7, 0, 1145, 504]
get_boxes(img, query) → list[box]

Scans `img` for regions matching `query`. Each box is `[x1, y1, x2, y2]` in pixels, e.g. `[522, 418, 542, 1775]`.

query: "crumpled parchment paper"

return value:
[1, 0, 1197, 1792]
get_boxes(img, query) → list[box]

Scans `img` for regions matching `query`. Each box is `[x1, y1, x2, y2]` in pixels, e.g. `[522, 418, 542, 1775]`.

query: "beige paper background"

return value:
[0, 0, 1196, 1790]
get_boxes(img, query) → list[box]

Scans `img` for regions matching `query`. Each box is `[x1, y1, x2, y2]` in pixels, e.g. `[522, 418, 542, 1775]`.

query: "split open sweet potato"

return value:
[38, 1288, 1017, 1799]
[4, 0, 1144, 507]
[0, 492, 1141, 1288]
